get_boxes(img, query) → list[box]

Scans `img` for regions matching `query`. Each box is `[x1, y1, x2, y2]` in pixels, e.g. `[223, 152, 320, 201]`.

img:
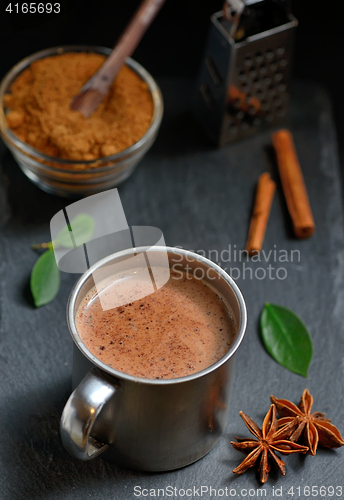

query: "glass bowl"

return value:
[0, 45, 163, 197]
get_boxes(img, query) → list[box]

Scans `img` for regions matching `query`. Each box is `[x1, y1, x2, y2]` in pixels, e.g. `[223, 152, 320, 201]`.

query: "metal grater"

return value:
[193, 0, 298, 146]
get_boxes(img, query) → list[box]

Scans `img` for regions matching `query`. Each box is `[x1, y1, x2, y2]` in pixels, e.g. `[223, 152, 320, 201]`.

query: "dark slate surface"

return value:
[1, 79, 344, 500]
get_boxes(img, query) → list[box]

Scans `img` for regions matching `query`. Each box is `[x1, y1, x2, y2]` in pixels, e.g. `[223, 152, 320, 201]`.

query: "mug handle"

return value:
[60, 367, 117, 460]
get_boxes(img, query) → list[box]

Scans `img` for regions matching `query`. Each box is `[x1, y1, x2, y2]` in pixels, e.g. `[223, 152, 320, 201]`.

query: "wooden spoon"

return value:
[71, 0, 166, 118]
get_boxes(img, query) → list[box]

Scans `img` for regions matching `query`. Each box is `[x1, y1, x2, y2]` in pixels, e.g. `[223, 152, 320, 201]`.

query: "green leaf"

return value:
[30, 249, 61, 307]
[260, 303, 313, 377]
[56, 213, 94, 248]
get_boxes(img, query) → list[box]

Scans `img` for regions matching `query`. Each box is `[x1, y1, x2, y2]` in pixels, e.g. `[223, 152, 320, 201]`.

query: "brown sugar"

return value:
[5, 52, 154, 162]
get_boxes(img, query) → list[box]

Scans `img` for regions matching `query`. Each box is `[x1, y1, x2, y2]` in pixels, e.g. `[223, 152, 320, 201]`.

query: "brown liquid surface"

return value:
[76, 270, 237, 379]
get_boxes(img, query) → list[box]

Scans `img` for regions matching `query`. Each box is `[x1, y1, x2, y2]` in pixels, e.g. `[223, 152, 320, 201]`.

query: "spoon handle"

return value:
[71, 0, 166, 116]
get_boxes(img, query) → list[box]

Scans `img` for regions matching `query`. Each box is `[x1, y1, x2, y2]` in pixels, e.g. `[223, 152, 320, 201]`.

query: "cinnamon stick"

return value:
[228, 85, 261, 116]
[245, 173, 276, 255]
[272, 129, 315, 238]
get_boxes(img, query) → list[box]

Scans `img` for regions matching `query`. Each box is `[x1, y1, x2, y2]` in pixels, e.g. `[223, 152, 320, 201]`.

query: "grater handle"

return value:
[222, 0, 245, 38]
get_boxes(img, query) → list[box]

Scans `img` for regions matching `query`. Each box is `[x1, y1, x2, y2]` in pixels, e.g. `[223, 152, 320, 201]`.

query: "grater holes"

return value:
[255, 51, 264, 64]
[232, 44, 289, 134]
[265, 49, 274, 61]
[239, 70, 247, 82]
[261, 99, 269, 111]
[205, 56, 223, 86]
[229, 44, 290, 136]
[244, 54, 253, 67]
[200, 84, 215, 110]
[267, 85, 276, 97]
[276, 47, 286, 56]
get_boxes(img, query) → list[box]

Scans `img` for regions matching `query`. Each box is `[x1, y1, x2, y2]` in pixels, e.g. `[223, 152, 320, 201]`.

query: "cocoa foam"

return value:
[76, 269, 237, 379]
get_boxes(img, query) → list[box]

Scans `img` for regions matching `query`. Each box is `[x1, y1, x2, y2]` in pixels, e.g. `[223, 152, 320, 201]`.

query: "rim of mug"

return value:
[67, 246, 247, 385]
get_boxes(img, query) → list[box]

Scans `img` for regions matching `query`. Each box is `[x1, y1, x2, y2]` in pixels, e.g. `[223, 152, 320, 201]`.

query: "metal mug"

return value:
[60, 246, 247, 471]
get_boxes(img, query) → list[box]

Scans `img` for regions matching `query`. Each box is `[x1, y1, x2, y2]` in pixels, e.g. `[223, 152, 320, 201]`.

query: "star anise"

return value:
[231, 404, 308, 483]
[271, 389, 344, 456]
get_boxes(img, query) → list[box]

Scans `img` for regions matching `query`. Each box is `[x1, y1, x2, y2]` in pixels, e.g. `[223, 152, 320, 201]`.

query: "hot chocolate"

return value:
[76, 269, 237, 379]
